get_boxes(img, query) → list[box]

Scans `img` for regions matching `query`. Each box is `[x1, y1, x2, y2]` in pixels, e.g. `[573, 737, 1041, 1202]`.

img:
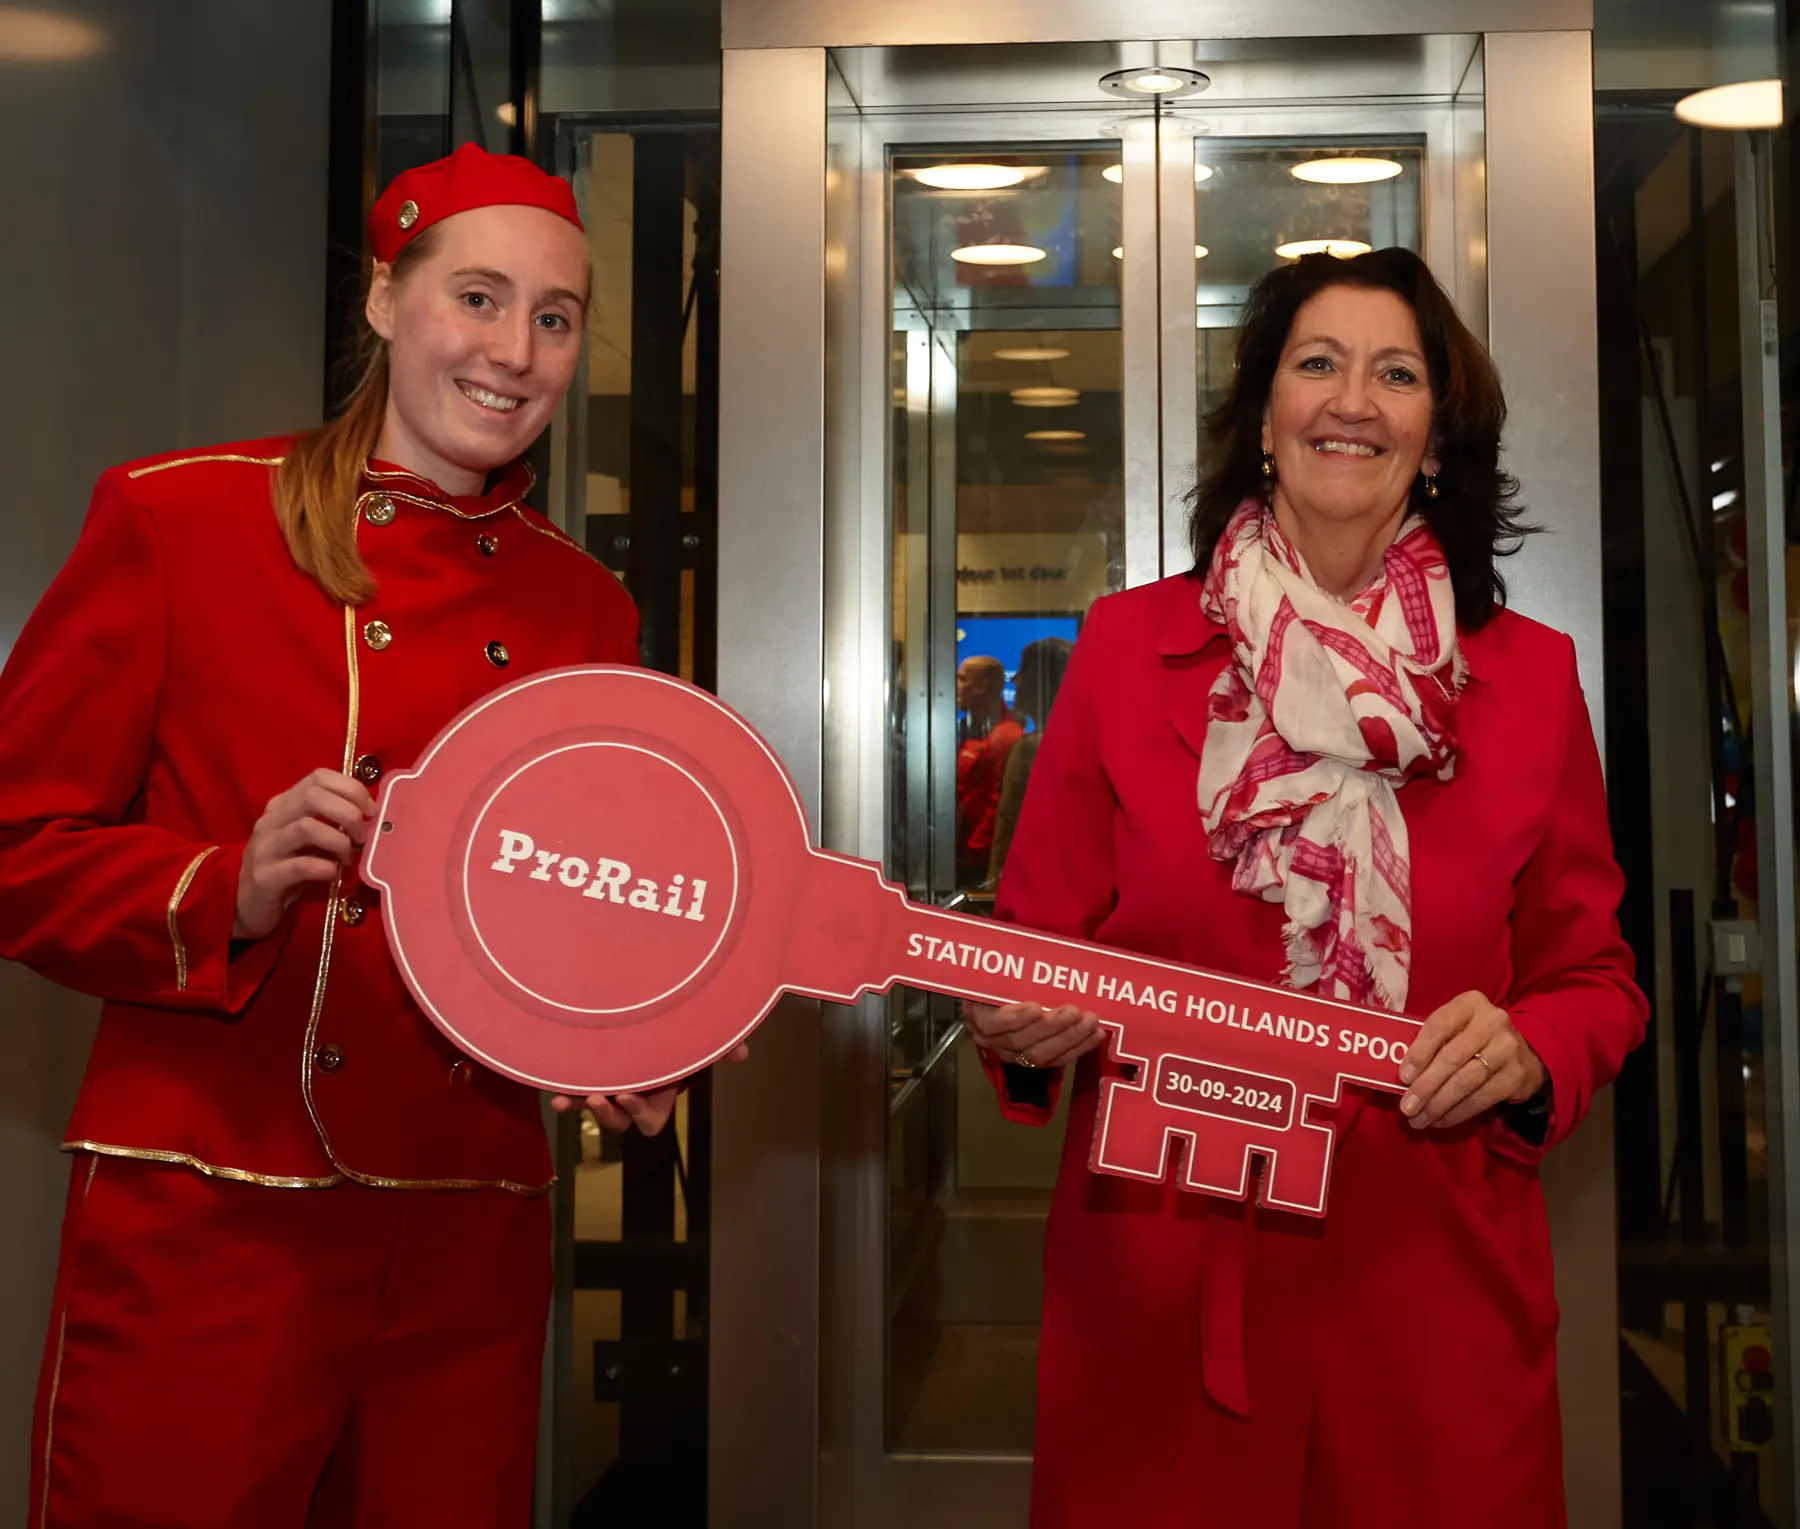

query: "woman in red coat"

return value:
[0, 145, 701, 1526]
[966, 247, 1646, 1528]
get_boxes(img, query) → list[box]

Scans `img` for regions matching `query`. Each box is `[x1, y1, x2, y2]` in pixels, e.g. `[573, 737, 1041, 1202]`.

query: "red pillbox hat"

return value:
[368, 142, 584, 263]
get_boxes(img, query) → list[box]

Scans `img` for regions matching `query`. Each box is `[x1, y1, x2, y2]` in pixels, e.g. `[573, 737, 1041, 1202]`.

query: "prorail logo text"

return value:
[489, 829, 711, 921]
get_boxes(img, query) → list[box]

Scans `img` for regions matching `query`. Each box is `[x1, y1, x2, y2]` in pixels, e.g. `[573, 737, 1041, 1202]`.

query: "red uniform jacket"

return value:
[956, 711, 1023, 871]
[985, 574, 1646, 1528]
[0, 440, 638, 1191]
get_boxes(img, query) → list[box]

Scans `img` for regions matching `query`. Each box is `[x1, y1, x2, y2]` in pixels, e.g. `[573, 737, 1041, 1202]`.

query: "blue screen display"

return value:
[955, 613, 1081, 715]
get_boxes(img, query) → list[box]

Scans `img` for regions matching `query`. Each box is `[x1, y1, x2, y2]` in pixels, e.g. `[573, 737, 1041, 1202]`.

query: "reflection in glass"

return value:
[1194, 141, 1425, 467]
[886, 146, 1123, 1453]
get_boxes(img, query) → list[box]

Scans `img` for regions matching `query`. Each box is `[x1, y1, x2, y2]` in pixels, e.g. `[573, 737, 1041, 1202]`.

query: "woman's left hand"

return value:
[1397, 992, 1545, 1130]
[548, 1043, 751, 1136]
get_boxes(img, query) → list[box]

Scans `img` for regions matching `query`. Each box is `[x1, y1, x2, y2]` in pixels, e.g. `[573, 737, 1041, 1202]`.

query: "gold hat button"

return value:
[485, 640, 510, 669]
[352, 754, 382, 786]
[364, 495, 396, 527]
[477, 533, 499, 557]
[363, 619, 392, 652]
[398, 199, 419, 230]
[314, 1043, 345, 1073]
[449, 1060, 475, 1087]
[339, 898, 367, 927]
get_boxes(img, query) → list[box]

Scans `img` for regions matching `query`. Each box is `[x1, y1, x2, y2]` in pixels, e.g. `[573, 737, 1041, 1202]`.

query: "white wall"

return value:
[0, 1, 330, 1513]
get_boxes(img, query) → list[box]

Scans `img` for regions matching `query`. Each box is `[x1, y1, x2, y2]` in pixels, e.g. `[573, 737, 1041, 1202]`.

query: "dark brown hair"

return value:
[1188, 246, 1532, 631]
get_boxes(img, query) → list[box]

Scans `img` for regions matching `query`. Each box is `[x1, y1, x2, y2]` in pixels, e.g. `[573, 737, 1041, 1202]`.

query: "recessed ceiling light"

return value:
[952, 243, 1047, 266]
[993, 346, 1071, 362]
[1099, 65, 1210, 99]
[1194, 164, 1215, 185]
[1275, 238, 1374, 259]
[1290, 157, 1404, 185]
[909, 163, 1047, 190]
[1025, 430, 1087, 442]
[1111, 246, 1208, 259]
[0, 7, 105, 59]
[1103, 164, 1124, 184]
[1012, 386, 1080, 408]
[1675, 79, 1784, 130]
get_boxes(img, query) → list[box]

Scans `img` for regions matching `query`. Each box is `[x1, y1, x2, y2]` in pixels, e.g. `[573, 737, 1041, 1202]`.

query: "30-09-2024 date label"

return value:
[1153, 1056, 1298, 1131]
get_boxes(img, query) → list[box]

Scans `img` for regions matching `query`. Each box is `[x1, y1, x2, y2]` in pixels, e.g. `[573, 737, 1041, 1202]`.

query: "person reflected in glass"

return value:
[965, 248, 1646, 1527]
[954, 653, 1023, 886]
[986, 636, 1074, 887]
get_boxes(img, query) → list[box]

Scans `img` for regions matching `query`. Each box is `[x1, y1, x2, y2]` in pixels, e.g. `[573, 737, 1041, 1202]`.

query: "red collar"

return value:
[362, 457, 535, 521]
[1154, 573, 1228, 658]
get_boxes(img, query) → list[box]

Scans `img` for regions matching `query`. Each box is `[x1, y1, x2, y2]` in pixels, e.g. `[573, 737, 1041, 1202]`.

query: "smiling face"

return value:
[1260, 283, 1438, 538]
[366, 203, 589, 495]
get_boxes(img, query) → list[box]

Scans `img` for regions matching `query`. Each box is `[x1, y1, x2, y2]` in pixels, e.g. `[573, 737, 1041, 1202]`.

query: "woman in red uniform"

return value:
[966, 248, 1646, 1527]
[0, 145, 696, 1526]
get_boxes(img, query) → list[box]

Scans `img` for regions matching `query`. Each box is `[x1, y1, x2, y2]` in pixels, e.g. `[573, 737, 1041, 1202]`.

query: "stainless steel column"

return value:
[713, 44, 828, 1529]
[1483, 29, 1618, 1529]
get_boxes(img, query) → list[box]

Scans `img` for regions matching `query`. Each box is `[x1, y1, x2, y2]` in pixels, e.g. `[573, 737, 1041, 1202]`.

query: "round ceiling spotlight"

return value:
[1102, 163, 1124, 184]
[908, 163, 1047, 190]
[1025, 430, 1087, 442]
[1274, 238, 1374, 260]
[1675, 79, 1784, 129]
[993, 345, 1071, 362]
[1099, 65, 1210, 99]
[1290, 156, 1404, 185]
[952, 243, 1047, 267]
[1194, 163, 1215, 184]
[1011, 386, 1080, 408]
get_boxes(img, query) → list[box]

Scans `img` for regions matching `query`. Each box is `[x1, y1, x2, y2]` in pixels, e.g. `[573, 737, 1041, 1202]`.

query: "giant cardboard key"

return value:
[361, 666, 1421, 1217]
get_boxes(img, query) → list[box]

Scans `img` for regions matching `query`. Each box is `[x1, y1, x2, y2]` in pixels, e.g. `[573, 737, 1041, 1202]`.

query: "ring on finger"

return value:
[1473, 1052, 1493, 1074]
[1013, 1051, 1035, 1068]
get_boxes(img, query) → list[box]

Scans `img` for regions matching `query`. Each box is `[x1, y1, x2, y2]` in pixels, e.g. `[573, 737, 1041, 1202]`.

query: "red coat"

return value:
[985, 573, 1646, 1528]
[0, 440, 638, 1190]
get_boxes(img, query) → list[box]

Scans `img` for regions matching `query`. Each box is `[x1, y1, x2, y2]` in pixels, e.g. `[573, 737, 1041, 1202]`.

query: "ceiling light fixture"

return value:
[993, 346, 1071, 362]
[1105, 163, 1212, 187]
[0, 7, 105, 59]
[1112, 246, 1208, 259]
[1099, 65, 1210, 99]
[1290, 156, 1404, 185]
[1011, 386, 1080, 407]
[952, 243, 1047, 267]
[909, 163, 1045, 190]
[1675, 79, 1784, 130]
[1274, 238, 1374, 260]
[1025, 430, 1087, 442]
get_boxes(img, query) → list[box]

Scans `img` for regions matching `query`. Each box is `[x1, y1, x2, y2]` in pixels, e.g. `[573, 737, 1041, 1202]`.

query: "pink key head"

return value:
[360, 666, 814, 1094]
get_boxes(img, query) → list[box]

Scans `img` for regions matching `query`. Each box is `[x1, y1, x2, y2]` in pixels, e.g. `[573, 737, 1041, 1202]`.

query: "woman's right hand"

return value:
[233, 769, 376, 940]
[963, 1000, 1105, 1071]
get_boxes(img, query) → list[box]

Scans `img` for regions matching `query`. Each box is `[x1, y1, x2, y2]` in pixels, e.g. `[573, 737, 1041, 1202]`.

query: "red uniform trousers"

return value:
[30, 1155, 550, 1528]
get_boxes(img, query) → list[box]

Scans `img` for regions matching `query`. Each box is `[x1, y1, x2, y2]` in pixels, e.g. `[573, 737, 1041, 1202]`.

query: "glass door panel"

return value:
[886, 136, 1125, 1455]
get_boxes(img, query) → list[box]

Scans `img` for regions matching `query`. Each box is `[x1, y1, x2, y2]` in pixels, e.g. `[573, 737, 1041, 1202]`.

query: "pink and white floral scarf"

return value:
[1196, 500, 1464, 1011]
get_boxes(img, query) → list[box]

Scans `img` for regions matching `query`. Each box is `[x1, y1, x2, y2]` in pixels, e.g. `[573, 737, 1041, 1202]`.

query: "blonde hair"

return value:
[273, 232, 437, 606]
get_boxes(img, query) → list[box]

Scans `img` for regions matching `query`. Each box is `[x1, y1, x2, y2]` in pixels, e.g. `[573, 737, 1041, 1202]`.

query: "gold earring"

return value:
[1425, 475, 1439, 499]
[1261, 451, 1275, 480]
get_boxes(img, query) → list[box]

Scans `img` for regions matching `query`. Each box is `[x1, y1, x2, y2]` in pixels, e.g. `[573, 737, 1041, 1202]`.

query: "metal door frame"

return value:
[714, 6, 1606, 1528]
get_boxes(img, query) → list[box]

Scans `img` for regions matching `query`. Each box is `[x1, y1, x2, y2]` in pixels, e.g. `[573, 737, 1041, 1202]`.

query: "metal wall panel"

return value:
[1483, 29, 1619, 1529]
[725, 0, 1591, 50]
[711, 44, 828, 1529]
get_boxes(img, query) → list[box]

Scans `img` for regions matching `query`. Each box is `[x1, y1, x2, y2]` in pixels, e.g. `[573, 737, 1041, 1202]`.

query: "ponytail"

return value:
[273, 231, 437, 606]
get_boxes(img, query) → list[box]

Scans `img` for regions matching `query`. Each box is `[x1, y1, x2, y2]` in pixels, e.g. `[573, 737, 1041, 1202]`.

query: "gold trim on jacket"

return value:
[166, 846, 220, 993]
[127, 453, 284, 479]
[61, 1140, 343, 1188]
